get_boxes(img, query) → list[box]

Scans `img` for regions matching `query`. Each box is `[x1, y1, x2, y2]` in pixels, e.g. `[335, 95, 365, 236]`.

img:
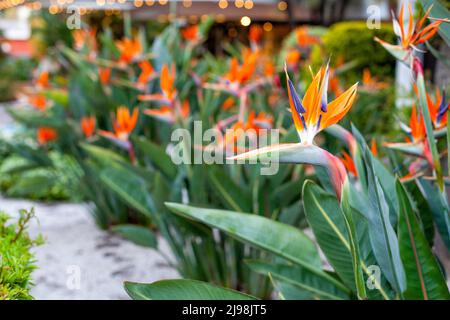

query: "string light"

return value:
[244, 0, 253, 9]
[218, 0, 228, 9]
[134, 0, 143, 7]
[240, 16, 251, 27]
[216, 13, 225, 23]
[49, 4, 59, 14]
[159, 0, 168, 5]
[145, 0, 155, 5]
[235, 0, 243, 8]
[182, 0, 192, 8]
[277, 1, 287, 11]
[263, 22, 273, 32]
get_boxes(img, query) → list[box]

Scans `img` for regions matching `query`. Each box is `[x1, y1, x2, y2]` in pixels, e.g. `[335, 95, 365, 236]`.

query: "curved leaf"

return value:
[125, 279, 257, 300]
[397, 180, 450, 300]
[247, 260, 350, 300]
[165, 202, 348, 292]
[112, 224, 157, 249]
[100, 166, 155, 219]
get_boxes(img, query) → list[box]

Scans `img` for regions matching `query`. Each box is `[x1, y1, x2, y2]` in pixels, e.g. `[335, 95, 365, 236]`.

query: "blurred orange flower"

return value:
[362, 68, 389, 91]
[222, 97, 235, 110]
[144, 100, 190, 124]
[99, 67, 111, 85]
[73, 28, 97, 52]
[286, 50, 300, 69]
[37, 127, 57, 145]
[222, 111, 273, 152]
[182, 25, 199, 41]
[161, 64, 176, 100]
[225, 54, 257, 85]
[409, 104, 426, 143]
[99, 107, 139, 141]
[249, 25, 263, 44]
[296, 27, 319, 47]
[116, 38, 142, 64]
[340, 151, 357, 177]
[36, 71, 49, 89]
[137, 61, 154, 86]
[81, 116, 96, 138]
[29, 95, 46, 111]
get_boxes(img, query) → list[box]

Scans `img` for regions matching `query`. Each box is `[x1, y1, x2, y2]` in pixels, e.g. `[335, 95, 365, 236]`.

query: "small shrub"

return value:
[0, 209, 43, 300]
[312, 21, 396, 83]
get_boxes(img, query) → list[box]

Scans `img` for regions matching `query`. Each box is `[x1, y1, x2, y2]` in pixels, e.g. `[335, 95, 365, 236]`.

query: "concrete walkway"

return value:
[1, 197, 178, 300]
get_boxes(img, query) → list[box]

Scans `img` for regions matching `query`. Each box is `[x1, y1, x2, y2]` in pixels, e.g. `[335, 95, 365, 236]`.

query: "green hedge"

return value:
[0, 209, 43, 300]
[313, 21, 396, 83]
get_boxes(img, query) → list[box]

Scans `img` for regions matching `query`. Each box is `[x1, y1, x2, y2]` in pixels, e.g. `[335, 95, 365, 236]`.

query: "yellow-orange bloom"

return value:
[286, 64, 358, 145]
[81, 116, 96, 138]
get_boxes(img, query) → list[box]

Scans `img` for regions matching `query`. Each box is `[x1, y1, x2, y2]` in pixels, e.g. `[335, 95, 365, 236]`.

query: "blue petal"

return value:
[437, 91, 448, 125]
[288, 79, 306, 114]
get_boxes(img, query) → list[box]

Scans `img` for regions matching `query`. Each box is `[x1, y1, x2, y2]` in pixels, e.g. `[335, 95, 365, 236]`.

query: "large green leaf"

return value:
[271, 278, 313, 300]
[112, 224, 157, 249]
[247, 260, 350, 300]
[302, 181, 356, 291]
[165, 203, 347, 291]
[397, 180, 450, 300]
[363, 147, 406, 295]
[351, 126, 406, 295]
[100, 165, 155, 219]
[125, 279, 257, 300]
[340, 180, 367, 299]
[417, 178, 450, 250]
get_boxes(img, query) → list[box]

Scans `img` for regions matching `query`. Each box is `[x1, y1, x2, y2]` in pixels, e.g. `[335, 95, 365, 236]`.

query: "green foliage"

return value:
[314, 21, 396, 83]
[342, 88, 397, 140]
[0, 209, 43, 300]
[0, 152, 82, 201]
[125, 279, 257, 300]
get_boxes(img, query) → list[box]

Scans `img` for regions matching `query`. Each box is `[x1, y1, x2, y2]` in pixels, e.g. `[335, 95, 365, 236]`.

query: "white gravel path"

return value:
[1, 197, 178, 300]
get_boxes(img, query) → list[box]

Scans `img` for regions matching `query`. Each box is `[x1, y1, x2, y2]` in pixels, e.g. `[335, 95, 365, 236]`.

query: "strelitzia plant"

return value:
[126, 4, 450, 300]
